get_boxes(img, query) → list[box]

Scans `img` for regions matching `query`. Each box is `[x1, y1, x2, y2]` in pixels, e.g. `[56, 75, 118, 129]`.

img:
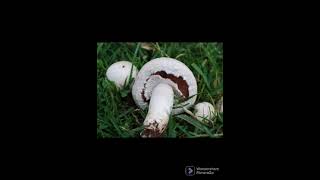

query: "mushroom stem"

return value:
[140, 83, 174, 138]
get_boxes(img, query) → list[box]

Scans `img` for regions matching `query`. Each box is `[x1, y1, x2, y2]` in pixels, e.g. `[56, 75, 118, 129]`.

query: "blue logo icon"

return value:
[185, 166, 195, 176]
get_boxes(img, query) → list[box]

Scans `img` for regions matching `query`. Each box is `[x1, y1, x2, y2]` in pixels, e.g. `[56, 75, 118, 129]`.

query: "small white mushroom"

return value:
[132, 57, 197, 137]
[194, 102, 215, 122]
[106, 61, 138, 89]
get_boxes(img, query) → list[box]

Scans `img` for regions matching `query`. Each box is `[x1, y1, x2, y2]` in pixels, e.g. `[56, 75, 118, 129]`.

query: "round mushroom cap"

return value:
[106, 61, 138, 89]
[132, 57, 197, 114]
[194, 102, 215, 122]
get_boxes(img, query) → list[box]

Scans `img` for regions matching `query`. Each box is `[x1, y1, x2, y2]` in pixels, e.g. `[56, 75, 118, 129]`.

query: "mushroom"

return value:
[193, 102, 215, 122]
[132, 57, 197, 137]
[106, 61, 138, 89]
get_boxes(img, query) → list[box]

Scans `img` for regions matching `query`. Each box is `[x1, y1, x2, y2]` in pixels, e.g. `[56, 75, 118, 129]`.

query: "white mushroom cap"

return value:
[194, 102, 215, 122]
[106, 61, 138, 89]
[132, 57, 197, 114]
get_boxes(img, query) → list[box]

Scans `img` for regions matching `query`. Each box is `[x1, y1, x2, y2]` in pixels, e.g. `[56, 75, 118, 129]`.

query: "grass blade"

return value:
[167, 116, 176, 138]
[109, 117, 123, 137]
[176, 114, 205, 131]
[176, 114, 215, 137]
[191, 63, 211, 91]
[177, 125, 193, 138]
[97, 43, 103, 55]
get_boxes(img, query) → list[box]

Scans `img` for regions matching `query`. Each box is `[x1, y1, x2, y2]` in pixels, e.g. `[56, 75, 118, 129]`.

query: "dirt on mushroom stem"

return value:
[140, 120, 168, 137]
[141, 83, 174, 138]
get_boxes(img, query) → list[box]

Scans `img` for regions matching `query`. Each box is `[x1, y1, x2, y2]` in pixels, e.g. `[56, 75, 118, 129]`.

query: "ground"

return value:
[97, 42, 223, 138]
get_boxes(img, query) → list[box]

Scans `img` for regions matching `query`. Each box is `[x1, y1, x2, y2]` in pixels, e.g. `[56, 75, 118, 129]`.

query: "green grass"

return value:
[97, 42, 223, 138]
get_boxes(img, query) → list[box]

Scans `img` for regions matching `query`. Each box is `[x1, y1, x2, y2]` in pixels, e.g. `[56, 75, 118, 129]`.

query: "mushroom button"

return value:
[132, 57, 197, 138]
[106, 61, 138, 89]
[193, 102, 216, 123]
